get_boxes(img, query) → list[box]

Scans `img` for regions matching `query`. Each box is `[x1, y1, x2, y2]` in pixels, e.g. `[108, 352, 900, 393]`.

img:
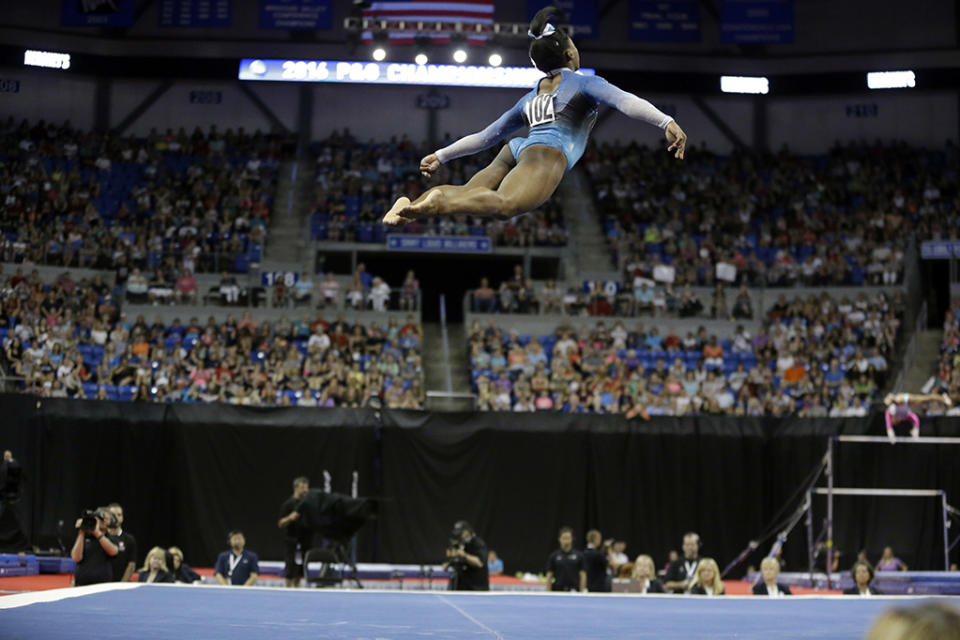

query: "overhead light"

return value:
[24, 49, 71, 70]
[371, 30, 389, 62]
[452, 49, 467, 64]
[488, 53, 502, 67]
[867, 70, 915, 89]
[720, 75, 768, 94]
[414, 34, 430, 67]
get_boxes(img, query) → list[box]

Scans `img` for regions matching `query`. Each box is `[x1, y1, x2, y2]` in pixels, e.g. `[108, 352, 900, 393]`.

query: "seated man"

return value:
[293, 272, 314, 306]
[219, 271, 241, 305]
[473, 278, 496, 313]
[487, 550, 504, 576]
[148, 269, 174, 304]
[633, 282, 656, 316]
[214, 531, 259, 587]
[319, 273, 340, 308]
[126, 268, 149, 303]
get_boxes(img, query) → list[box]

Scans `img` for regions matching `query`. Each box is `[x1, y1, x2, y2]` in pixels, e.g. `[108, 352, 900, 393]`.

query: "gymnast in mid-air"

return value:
[383, 5, 687, 225]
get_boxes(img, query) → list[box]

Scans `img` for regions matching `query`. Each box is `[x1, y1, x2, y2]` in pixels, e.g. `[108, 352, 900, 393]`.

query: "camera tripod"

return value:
[304, 538, 363, 589]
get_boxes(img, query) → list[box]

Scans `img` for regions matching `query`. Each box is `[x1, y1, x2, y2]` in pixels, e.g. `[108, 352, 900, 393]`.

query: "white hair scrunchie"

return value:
[528, 23, 556, 39]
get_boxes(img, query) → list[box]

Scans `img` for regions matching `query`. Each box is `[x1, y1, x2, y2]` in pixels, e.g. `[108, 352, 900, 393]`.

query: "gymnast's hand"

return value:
[420, 153, 441, 177]
[665, 121, 687, 160]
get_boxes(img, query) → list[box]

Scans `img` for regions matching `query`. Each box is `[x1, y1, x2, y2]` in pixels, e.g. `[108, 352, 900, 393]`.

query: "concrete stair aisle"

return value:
[899, 330, 943, 392]
[558, 167, 617, 281]
[264, 157, 317, 272]
[422, 321, 474, 412]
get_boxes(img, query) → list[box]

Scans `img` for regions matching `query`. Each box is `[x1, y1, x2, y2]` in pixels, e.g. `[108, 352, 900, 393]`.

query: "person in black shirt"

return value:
[583, 529, 613, 592]
[545, 526, 586, 593]
[277, 476, 313, 588]
[664, 532, 701, 593]
[166, 546, 202, 584]
[752, 557, 792, 596]
[71, 507, 119, 586]
[106, 503, 137, 583]
[631, 554, 665, 594]
[844, 561, 883, 596]
[443, 520, 489, 591]
[687, 557, 725, 596]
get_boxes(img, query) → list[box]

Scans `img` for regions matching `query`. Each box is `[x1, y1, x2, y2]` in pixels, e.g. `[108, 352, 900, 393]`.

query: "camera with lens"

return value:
[446, 522, 470, 566]
[79, 508, 112, 533]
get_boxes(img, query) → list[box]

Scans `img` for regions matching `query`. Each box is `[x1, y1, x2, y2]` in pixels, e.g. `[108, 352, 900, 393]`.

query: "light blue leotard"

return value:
[434, 69, 673, 172]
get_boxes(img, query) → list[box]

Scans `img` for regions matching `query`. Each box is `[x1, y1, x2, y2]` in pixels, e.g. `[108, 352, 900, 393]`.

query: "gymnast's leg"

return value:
[399, 145, 567, 220]
[383, 145, 516, 225]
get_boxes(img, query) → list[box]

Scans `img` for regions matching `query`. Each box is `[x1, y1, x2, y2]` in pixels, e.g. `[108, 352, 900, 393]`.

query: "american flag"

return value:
[362, 0, 495, 46]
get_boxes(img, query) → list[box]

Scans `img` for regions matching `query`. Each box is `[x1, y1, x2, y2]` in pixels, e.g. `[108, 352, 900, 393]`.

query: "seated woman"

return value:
[630, 555, 665, 594]
[844, 560, 883, 596]
[687, 557, 725, 596]
[752, 557, 792, 596]
[876, 546, 908, 572]
[138, 546, 174, 583]
[166, 546, 202, 584]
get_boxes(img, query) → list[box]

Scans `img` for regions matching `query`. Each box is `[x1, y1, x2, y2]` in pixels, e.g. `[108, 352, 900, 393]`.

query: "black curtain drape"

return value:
[1, 394, 957, 574]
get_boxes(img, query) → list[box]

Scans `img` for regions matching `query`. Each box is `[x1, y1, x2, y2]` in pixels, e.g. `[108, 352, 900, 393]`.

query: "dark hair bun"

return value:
[529, 5, 566, 37]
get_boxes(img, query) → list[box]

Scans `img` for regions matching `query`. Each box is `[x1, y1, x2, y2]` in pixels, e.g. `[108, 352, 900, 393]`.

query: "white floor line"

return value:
[436, 593, 505, 639]
[0, 582, 141, 610]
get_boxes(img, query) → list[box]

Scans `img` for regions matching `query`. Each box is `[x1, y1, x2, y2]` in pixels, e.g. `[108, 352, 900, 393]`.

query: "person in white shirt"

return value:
[368, 277, 391, 312]
[307, 328, 330, 353]
[320, 274, 340, 308]
[609, 540, 629, 569]
[345, 283, 364, 309]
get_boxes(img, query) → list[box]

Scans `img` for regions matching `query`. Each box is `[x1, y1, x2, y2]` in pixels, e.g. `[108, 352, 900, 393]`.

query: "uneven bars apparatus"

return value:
[809, 435, 960, 589]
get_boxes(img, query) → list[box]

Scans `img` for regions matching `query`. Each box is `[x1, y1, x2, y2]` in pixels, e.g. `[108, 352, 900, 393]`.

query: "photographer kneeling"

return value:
[443, 520, 488, 591]
[71, 507, 119, 586]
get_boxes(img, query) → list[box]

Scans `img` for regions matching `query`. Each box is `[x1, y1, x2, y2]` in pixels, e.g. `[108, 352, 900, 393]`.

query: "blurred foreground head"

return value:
[864, 601, 960, 640]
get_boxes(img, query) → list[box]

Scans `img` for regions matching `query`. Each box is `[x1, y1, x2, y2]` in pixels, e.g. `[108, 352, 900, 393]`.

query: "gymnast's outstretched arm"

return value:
[423, 96, 527, 173]
[582, 76, 687, 159]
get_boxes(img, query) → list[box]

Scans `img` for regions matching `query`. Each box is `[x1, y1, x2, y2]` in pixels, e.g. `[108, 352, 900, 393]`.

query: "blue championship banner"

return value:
[629, 1, 700, 42]
[527, 0, 598, 38]
[720, 0, 793, 44]
[61, 0, 136, 27]
[921, 241, 960, 260]
[387, 235, 492, 254]
[239, 59, 594, 88]
[260, 0, 331, 30]
[160, 0, 231, 27]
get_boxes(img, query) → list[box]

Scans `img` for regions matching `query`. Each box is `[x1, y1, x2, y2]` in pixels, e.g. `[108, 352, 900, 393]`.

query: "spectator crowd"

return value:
[309, 129, 568, 247]
[0, 267, 425, 409]
[470, 270, 757, 321]
[0, 118, 281, 286]
[929, 301, 960, 415]
[584, 140, 959, 289]
[468, 290, 903, 417]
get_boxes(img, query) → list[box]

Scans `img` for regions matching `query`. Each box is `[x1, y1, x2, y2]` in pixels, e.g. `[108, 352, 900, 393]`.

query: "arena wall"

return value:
[2, 72, 955, 152]
[3, 394, 956, 575]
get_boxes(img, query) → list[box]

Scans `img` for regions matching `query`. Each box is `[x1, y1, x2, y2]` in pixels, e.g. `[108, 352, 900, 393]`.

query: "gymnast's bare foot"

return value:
[400, 190, 445, 219]
[382, 197, 412, 226]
